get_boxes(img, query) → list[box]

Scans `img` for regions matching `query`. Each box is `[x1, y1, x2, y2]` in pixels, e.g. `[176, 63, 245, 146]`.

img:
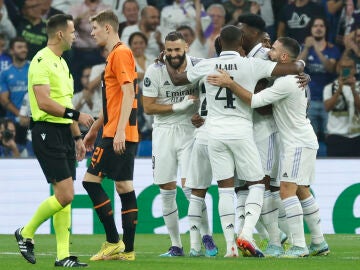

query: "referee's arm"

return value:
[33, 84, 94, 128]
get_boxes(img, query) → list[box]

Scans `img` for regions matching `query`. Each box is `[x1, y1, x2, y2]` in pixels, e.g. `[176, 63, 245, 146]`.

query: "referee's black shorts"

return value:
[32, 121, 76, 183]
[87, 138, 137, 181]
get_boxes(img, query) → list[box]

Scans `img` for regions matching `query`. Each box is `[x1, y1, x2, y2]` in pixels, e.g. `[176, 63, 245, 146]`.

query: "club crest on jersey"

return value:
[144, 77, 151, 87]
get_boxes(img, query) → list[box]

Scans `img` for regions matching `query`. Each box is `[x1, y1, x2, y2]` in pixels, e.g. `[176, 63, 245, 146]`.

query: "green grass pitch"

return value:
[1, 234, 359, 270]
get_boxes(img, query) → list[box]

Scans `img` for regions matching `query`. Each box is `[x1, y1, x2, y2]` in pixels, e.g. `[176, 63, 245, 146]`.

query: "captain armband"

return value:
[63, 107, 80, 121]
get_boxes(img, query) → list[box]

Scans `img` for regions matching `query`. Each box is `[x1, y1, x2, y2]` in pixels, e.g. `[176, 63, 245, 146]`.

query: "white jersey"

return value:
[142, 55, 200, 126]
[323, 80, 360, 138]
[193, 79, 208, 143]
[187, 50, 276, 140]
[248, 43, 278, 142]
[251, 75, 319, 150]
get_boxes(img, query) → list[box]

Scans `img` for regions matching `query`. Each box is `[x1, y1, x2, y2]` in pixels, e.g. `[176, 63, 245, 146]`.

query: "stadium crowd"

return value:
[5, 0, 356, 265]
[0, 0, 359, 158]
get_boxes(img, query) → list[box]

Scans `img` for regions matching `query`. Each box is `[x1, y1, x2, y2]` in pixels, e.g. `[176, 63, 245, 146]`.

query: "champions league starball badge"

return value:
[144, 77, 151, 87]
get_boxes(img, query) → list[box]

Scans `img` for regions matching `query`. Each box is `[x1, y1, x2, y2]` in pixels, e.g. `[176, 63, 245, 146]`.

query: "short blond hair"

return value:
[90, 10, 119, 32]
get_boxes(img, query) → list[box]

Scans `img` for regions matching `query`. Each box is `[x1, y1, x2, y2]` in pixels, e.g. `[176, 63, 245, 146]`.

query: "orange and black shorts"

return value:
[87, 137, 137, 181]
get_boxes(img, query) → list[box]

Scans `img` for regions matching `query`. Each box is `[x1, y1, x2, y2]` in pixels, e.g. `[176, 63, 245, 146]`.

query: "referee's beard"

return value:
[166, 52, 186, 69]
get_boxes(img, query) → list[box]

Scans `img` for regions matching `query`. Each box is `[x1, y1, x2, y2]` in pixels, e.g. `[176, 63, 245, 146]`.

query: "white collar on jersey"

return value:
[247, 43, 263, 58]
[219, 51, 240, 57]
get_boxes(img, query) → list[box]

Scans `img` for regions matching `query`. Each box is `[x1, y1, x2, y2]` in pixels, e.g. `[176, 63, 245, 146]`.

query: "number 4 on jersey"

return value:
[214, 76, 235, 109]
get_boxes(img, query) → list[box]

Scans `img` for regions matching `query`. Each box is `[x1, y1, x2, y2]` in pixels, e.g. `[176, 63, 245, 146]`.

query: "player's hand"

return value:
[113, 130, 126, 155]
[191, 113, 205, 128]
[75, 139, 86, 161]
[207, 69, 232, 88]
[155, 50, 166, 65]
[78, 112, 94, 128]
[83, 129, 97, 152]
[172, 95, 198, 112]
[296, 72, 311, 88]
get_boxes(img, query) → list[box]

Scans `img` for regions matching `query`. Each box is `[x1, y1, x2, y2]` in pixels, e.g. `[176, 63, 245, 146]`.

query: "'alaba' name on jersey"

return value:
[187, 51, 276, 140]
[142, 55, 200, 126]
[251, 75, 318, 149]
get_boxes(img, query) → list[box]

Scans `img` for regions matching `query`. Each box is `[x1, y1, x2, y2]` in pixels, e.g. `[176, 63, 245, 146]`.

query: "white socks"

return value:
[160, 189, 182, 248]
[260, 190, 280, 246]
[241, 184, 264, 239]
[236, 189, 248, 235]
[272, 190, 292, 244]
[301, 195, 325, 245]
[283, 196, 306, 248]
[218, 187, 235, 251]
[188, 194, 204, 251]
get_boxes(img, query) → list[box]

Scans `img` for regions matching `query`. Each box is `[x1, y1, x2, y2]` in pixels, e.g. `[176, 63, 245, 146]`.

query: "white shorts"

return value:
[152, 125, 194, 185]
[208, 137, 264, 182]
[278, 147, 316, 186]
[185, 140, 213, 189]
[256, 132, 280, 187]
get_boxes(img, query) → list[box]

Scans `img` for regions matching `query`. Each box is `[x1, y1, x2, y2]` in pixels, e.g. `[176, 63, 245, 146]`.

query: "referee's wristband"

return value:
[73, 135, 82, 141]
[63, 107, 80, 121]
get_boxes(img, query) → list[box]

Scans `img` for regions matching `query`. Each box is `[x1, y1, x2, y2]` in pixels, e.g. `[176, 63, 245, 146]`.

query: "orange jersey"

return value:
[102, 42, 139, 142]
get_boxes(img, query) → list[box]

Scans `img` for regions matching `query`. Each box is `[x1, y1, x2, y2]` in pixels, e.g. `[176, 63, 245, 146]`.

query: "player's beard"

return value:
[166, 52, 186, 69]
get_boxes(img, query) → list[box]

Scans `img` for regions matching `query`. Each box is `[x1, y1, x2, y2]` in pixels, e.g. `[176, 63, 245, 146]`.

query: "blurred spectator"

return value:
[146, 0, 172, 11]
[41, 0, 64, 20]
[0, 34, 11, 71]
[206, 4, 226, 57]
[277, 0, 326, 44]
[323, 56, 360, 156]
[18, 92, 34, 156]
[0, 33, 12, 118]
[160, 0, 196, 37]
[16, 0, 47, 60]
[0, 118, 20, 157]
[101, 0, 146, 22]
[176, 0, 209, 58]
[72, 66, 102, 135]
[0, 0, 16, 42]
[345, 0, 360, 34]
[118, 0, 140, 38]
[68, 0, 110, 92]
[201, 0, 224, 10]
[222, 0, 251, 25]
[326, 0, 349, 45]
[343, 28, 360, 79]
[0, 37, 29, 150]
[5, 0, 22, 28]
[121, 6, 163, 61]
[298, 16, 341, 141]
[248, 0, 276, 41]
[177, 25, 209, 58]
[50, 0, 82, 13]
[128, 31, 153, 140]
